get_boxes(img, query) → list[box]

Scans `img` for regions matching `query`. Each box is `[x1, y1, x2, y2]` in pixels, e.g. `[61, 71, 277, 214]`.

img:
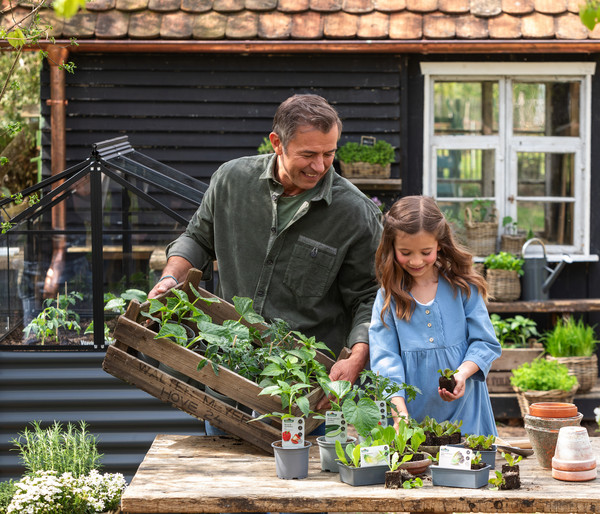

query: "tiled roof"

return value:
[4, 0, 600, 41]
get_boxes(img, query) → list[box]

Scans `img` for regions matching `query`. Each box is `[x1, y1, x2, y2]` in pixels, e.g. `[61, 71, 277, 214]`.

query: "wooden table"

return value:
[121, 434, 599, 513]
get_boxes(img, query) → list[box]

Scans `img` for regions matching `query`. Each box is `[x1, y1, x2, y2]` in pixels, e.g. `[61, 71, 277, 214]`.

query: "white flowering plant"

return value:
[595, 406, 600, 432]
[7, 469, 126, 514]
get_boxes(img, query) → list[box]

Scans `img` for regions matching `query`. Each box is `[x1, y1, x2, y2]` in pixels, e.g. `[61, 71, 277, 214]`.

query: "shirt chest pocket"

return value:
[283, 236, 337, 297]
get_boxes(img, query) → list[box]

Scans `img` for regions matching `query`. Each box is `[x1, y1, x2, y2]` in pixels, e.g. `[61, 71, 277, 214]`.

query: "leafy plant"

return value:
[541, 317, 598, 357]
[470, 199, 496, 222]
[510, 357, 578, 392]
[336, 139, 395, 166]
[501, 451, 523, 467]
[488, 469, 505, 489]
[580, 0, 600, 29]
[23, 289, 83, 344]
[257, 137, 274, 154]
[471, 451, 483, 465]
[10, 421, 101, 477]
[438, 368, 458, 379]
[490, 314, 539, 348]
[483, 251, 524, 275]
[0, 480, 16, 513]
[335, 439, 363, 468]
[463, 434, 496, 450]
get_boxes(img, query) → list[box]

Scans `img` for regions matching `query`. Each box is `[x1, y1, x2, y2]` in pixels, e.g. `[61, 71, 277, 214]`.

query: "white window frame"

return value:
[421, 62, 596, 260]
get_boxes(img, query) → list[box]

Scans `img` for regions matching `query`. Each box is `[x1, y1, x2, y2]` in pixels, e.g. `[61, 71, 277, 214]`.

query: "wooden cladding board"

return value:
[102, 269, 334, 454]
[487, 347, 544, 393]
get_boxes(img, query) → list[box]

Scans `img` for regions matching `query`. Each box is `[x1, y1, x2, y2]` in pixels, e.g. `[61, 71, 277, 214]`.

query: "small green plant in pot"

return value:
[490, 314, 540, 349]
[336, 137, 395, 179]
[438, 368, 458, 394]
[484, 251, 524, 302]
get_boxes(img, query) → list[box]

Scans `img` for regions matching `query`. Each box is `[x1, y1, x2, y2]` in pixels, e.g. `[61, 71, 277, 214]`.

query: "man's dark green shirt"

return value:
[167, 154, 383, 357]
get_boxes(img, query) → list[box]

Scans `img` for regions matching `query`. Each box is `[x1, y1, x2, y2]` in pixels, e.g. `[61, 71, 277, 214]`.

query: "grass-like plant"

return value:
[541, 316, 598, 357]
[10, 421, 102, 477]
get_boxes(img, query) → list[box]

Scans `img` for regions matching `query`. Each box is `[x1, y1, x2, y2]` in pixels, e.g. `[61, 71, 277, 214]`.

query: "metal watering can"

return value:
[521, 238, 572, 301]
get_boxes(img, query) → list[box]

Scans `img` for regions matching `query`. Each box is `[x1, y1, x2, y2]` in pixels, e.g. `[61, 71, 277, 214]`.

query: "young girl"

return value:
[369, 196, 501, 436]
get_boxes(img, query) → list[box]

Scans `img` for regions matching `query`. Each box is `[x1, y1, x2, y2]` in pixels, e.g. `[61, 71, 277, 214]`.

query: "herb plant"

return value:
[501, 451, 523, 467]
[336, 139, 395, 166]
[541, 317, 598, 357]
[463, 434, 496, 451]
[490, 314, 539, 348]
[488, 469, 506, 489]
[510, 357, 578, 392]
[483, 251, 524, 275]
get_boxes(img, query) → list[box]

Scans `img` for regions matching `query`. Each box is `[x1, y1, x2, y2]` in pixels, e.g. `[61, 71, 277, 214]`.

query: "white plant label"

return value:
[325, 411, 347, 442]
[360, 444, 389, 467]
[438, 445, 473, 470]
[376, 400, 388, 427]
[281, 417, 304, 448]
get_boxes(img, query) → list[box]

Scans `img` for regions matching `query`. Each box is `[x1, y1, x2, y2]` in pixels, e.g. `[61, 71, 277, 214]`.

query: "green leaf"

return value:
[342, 397, 381, 436]
[233, 296, 265, 324]
[580, 5, 598, 30]
[53, 0, 86, 18]
[7, 28, 25, 49]
[156, 323, 189, 345]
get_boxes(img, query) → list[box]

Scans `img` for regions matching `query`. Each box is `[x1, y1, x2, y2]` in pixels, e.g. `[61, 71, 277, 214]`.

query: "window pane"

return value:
[437, 149, 495, 198]
[517, 201, 573, 246]
[513, 82, 580, 137]
[434, 81, 499, 135]
[517, 152, 574, 197]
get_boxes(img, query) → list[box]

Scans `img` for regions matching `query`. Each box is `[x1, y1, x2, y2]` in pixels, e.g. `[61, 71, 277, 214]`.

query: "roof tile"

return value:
[357, 11, 389, 37]
[406, 0, 438, 12]
[343, 0, 375, 14]
[534, 0, 567, 14]
[160, 11, 193, 38]
[1, 6, 29, 31]
[86, 0, 117, 12]
[280, 0, 310, 12]
[555, 12, 589, 38]
[389, 11, 422, 38]
[213, 0, 246, 12]
[114, 0, 146, 12]
[226, 11, 258, 37]
[589, 21, 600, 38]
[246, 0, 279, 10]
[423, 13, 456, 37]
[63, 12, 97, 38]
[96, 10, 130, 37]
[501, 0, 534, 15]
[193, 11, 227, 38]
[488, 12, 521, 37]
[567, 0, 586, 13]
[324, 11, 358, 36]
[37, 9, 65, 37]
[258, 11, 292, 38]
[470, 0, 502, 17]
[456, 13, 488, 37]
[310, 0, 343, 12]
[129, 10, 161, 38]
[374, 0, 406, 12]
[181, 0, 214, 13]
[148, 0, 180, 12]
[292, 11, 324, 38]
[521, 12, 554, 37]
[439, 0, 470, 13]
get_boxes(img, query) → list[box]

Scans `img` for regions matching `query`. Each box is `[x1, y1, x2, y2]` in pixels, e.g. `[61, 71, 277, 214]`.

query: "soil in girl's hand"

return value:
[439, 375, 456, 393]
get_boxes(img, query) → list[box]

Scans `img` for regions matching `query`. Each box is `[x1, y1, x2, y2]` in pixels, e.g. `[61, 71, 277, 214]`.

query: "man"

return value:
[149, 94, 382, 387]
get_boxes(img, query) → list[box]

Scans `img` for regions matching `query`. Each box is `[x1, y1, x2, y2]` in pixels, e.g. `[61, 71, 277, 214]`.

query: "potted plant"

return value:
[335, 136, 395, 179]
[451, 433, 497, 470]
[438, 367, 458, 393]
[541, 316, 599, 393]
[430, 448, 491, 489]
[483, 251, 524, 302]
[419, 416, 462, 448]
[464, 198, 498, 257]
[489, 451, 522, 490]
[500, 215, 527, 255]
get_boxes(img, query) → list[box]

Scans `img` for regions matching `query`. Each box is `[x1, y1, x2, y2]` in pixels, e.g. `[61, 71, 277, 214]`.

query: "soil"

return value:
[500, 464, 521, 490]
[384, 468, 413, 489]
[439, 375, 456, 393]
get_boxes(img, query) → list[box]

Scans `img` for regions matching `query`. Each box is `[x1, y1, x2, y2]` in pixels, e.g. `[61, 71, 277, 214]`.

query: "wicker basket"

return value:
[486, 268, 521, 302]
[500, 234, 527, 255]
[545, 354, 598, 394]
[339, 161, 391, 179]
[513, 384, 579, 418]
[473, 262, 485, 278]
[464, 207, 498, 257]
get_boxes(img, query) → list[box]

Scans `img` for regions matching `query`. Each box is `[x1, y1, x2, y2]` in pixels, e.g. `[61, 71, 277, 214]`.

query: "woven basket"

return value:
[464, 207, 498, 257]
[500, 234, 527, 256]
[473, 262, 485, 278]
[339, 161, 391, 179]
[513, 384, 579, 418]
[546, 354, 598, 394]
[486, 268, 521, 302]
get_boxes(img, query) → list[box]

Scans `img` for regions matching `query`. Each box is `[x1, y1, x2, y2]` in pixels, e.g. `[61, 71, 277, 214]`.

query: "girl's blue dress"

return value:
[369, 276, 501, 436]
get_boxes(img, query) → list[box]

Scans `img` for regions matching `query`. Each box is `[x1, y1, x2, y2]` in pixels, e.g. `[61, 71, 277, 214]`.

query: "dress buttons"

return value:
[425, 310, 430, 315]
[429, 337, 434, 342]
[427, 323, 432, 328]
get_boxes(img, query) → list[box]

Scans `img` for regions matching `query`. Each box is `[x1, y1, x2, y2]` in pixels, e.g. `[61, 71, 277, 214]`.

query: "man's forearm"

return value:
[148, 256, 194, 299]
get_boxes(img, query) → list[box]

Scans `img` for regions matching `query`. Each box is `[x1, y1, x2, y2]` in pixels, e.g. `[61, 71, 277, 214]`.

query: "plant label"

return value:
[438, 445, 473, 470]
[281, 417, 304, 448]
[360, 444, 389, 467]
[325, 411, 347, 442]
[376, 400, 388, 427]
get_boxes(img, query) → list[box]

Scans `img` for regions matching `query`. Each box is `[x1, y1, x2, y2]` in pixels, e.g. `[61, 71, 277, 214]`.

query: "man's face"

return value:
[270, 125, 338, 196]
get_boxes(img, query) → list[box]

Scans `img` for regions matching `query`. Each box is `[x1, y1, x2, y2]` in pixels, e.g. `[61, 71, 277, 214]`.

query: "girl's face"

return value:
[393, 230, 440, 280]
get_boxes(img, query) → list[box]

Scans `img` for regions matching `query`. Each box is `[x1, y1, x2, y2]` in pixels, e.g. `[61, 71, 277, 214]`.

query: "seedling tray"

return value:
[431, 464, 491, 489]
[102, 269, 337, 454]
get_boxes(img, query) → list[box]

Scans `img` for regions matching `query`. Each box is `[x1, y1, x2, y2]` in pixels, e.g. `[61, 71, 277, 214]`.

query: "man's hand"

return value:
[148, 256, 194, 299]
[317, 342, 369, 410]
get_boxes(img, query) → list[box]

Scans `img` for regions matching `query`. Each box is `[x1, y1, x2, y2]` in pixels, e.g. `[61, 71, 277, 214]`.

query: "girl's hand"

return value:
[438, 360, 479, 402]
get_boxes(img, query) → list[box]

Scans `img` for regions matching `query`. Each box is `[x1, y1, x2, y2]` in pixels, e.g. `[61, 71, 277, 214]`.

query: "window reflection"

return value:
[437, 149, 495, 198]
[517, 152, 574, 198]
[517, 201, 573, 246]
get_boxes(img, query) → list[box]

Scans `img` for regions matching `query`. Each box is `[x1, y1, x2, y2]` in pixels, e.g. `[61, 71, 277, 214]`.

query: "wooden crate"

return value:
[102, 269, 337, 454]
[487, 347, 544, 393]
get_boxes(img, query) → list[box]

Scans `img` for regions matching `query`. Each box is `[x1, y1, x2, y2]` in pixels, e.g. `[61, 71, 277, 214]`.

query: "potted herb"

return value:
[430, 448, 491, 489]
[542, 316, 599, 393]
[451, 433, 497, 469]
[483, 251, 524, 302]
[500, 215, 526, 255]
[336, 136, 395, 179]
[488, 451, 522, 490]
[464, 198, 498, 257]
[419, 416, 462, 448]
[438, 368, 458, 393]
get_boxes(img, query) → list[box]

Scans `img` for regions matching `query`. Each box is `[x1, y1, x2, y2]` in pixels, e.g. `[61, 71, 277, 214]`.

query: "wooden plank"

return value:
[486, 371, 514, 393]
[487, 299, 600, 313]
[491, 348, 545, 371]
[102, 346, 279, 454]
[121, 434, 600, 513]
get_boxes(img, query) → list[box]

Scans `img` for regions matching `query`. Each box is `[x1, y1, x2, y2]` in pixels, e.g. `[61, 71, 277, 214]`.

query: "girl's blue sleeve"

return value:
[462, 287, 502, 381]
[369, 290, 407, 398]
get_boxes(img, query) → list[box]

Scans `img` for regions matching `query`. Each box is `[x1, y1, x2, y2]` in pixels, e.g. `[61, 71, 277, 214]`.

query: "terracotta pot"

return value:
[552, 426, 597, 481]
[524, 411, 583, 469]
[529, 402, 578, 418]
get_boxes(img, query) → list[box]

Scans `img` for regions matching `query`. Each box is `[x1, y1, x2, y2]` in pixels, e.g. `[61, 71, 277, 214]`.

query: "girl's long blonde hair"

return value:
[375, 196, 488, 322]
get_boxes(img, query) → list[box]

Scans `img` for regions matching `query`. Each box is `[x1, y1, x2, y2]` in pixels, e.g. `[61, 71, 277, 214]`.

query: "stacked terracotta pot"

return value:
[552, 426, 597, 482]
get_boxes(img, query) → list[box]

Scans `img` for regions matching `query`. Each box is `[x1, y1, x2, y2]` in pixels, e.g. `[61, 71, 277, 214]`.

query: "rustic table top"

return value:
[121, 434, 599, 514]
